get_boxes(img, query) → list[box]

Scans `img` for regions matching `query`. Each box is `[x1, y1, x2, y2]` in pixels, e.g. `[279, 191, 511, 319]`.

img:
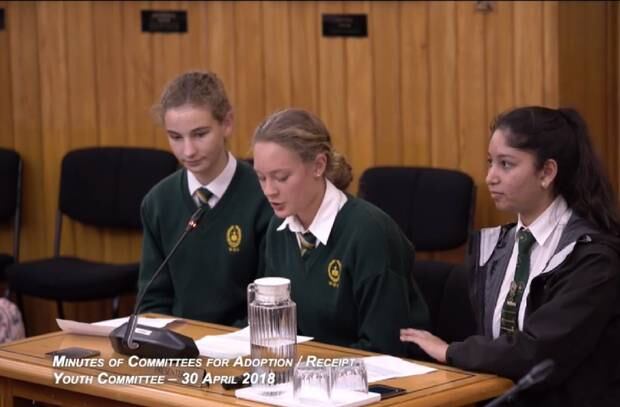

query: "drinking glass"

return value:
[330, 358, 368, 396]
[293, 361, 331, 402]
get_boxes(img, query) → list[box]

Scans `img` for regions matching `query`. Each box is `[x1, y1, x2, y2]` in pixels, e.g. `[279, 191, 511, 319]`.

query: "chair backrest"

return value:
[58, 147, 178, 229]
[412, 261, 476, 342]
[0, 148, 22, 260]
[358, 166, 476, 251]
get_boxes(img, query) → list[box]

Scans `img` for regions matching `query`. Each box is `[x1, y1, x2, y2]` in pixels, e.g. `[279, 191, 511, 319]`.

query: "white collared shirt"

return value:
[492, 196, 573, 338]
[276, 180, 348, 249]
[187, 152, 237, 208]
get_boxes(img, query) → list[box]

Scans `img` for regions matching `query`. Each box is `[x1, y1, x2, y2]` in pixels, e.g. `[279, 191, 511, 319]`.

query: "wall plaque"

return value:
[322, 14, 367, 37]
[141, 10, 187, 33]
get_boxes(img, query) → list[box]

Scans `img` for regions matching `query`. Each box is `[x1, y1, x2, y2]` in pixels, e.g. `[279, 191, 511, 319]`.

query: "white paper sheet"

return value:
[56, 317, 177, 337]
[363, 355, 436, 382]
[56, 319, 114, 336]
[196, 326, 313, 359]
[92, 316, 176, 329]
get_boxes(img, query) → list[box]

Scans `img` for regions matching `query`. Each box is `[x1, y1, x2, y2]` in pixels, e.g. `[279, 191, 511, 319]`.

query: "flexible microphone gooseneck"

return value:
[109, 205, 206, 358]
[484, 359, 555, 407]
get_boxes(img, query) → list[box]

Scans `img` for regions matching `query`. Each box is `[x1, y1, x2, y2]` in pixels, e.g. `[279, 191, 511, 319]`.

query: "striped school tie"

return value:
[499, 228, 536, 335]
[194, 187, 213, 209]
[298, 231, 317, 257]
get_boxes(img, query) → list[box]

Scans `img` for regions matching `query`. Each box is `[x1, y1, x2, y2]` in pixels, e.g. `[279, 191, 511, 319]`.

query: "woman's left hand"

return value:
[400, 328, 449, 363]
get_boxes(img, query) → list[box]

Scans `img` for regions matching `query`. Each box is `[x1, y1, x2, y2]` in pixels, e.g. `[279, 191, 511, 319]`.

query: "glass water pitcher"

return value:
[247, 277, 297, 395]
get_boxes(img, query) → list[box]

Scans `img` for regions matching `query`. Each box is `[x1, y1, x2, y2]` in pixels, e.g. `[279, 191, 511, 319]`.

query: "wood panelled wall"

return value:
[0, 1, 616, 334]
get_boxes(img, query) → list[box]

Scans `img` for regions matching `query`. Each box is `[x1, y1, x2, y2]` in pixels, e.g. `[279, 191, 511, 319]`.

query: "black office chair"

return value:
[358, 166, 476, 251]
[0, 148, 22, 291]
[359, 166, 477, 339]
[412, 263, 475, 342]
[6, 147, 178, 325]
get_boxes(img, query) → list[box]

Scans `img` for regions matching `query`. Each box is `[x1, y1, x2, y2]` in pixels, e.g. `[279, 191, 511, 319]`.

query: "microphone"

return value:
[485, 359, 555, 407]
[109, 205, 206, 359]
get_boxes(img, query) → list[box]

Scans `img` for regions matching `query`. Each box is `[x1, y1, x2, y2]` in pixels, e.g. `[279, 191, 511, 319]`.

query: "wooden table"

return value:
[0, 316, 512, 406]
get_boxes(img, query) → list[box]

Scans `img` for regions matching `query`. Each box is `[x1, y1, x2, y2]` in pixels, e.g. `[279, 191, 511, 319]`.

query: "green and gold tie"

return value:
[195, 187, 213, 209]
[298, 231, 317, 257]
[500, 228, 536, 335]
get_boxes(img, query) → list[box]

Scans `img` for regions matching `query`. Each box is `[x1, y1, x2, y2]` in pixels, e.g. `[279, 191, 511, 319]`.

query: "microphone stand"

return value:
[109, 205, 205, 358]
[485, 359, 555, 407]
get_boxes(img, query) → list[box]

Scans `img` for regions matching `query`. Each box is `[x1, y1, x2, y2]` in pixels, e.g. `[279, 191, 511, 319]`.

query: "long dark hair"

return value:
[491, 106, 620, 236]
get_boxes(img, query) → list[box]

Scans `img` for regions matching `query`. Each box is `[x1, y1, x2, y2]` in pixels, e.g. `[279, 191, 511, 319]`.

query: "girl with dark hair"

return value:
[401, 106, 620, 405]
[253, 108, 429, 357]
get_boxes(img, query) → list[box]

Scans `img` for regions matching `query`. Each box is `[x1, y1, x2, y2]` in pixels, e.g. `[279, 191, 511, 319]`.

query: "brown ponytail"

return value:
[253, 108, 353, 190]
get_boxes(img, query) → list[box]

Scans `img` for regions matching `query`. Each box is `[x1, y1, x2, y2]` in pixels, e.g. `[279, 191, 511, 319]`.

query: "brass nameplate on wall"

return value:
[141, 10, 187, 33]
[322, 14, 367, 38]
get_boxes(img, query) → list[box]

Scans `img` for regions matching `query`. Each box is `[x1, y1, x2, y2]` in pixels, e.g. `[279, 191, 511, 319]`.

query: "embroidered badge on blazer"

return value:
[226, 225, 242, 252]
[327, 259, 342, 288]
